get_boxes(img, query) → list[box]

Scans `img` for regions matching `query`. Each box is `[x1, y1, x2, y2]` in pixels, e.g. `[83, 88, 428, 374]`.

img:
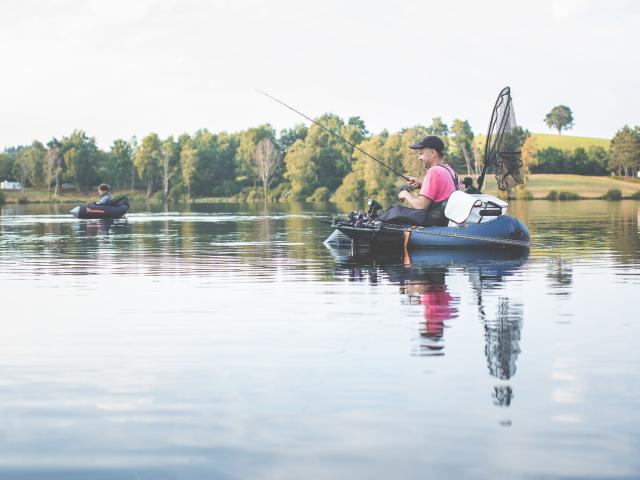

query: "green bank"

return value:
[2, 174, 639, 205]
[482, 174, 639, 199]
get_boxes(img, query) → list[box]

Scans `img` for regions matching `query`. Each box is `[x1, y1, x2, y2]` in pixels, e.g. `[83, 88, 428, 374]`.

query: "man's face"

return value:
[418, 148, 436, 169]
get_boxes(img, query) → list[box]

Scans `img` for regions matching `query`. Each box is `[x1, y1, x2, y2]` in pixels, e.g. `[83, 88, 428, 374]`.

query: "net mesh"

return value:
[484, 87, 524, 191]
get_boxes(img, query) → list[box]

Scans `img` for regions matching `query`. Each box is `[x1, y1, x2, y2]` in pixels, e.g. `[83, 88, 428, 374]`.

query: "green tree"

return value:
[426, 117, 449, 137]
[134, 133, 162, 197]
[544, 105, 574, 135]
[278, 124, 308, 153]
[60, 131, 100, 190]
[364, 133, 405, 203]
[514, 126, 531, 147]
[190, 129, 234, 197]
[212, 132, 240, 196]
[14, 141, 46, 187]
[449, 119, 474, 174]
[235, 125, 277, 182]
[0, 152, 14, 181]
[334, 131, 407, 205]
[530, 147, 570, 173]
[333, 170, 364, 203]
[346, 116, 369, 144]
[283, 114, 356, 200]
[160, 136, 179, 202]
[180, 139, 198, 200]
[609, 125, 640, 177]
[44, 139, 63, 197]
[584, 146, 609, 175]
[521, 135, 538, 177]
[108, 139, 135, 191]
[253, 138, 281, 200]
[283, 139, 317, 200]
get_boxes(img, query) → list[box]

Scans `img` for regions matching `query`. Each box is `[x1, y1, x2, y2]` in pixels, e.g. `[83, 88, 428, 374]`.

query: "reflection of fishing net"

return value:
[484, 297, 523, 380]
[480, 87, 524, 191]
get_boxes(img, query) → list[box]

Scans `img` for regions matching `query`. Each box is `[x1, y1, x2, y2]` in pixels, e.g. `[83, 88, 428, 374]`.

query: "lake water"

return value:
[0, 200, 638, 480]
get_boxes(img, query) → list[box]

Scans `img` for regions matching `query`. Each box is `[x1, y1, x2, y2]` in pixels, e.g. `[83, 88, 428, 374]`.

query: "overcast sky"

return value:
[0, 0, 638, 149]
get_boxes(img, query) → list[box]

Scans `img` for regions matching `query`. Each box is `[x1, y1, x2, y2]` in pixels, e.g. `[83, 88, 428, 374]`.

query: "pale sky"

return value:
[0, 0, 638, 149]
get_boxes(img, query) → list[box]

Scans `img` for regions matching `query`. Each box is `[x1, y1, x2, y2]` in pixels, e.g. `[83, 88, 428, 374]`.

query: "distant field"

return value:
[483, 174, 640, 198]
[531, 133, 610, 151]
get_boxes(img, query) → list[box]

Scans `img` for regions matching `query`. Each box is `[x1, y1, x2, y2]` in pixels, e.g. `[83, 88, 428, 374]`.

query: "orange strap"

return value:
[403, 227, 415, 263]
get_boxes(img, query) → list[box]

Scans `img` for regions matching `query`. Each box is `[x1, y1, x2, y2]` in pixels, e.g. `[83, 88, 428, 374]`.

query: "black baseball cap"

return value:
[410, 135, 445, 153]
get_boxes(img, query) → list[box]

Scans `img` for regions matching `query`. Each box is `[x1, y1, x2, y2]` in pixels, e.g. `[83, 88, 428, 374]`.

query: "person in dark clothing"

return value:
[462, 177, 480, 194]
[96, 184, 112, 205]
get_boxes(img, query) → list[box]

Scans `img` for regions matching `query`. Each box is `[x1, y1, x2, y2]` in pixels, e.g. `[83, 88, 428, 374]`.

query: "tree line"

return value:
[0, 117, 638, 203]
[524, 125, 640, 177]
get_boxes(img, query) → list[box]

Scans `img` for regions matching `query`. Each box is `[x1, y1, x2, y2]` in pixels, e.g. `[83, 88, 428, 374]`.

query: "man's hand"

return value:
[406, 176, 421, 189]
[399, 190, 432, 210]
[398, 190, 411, 202]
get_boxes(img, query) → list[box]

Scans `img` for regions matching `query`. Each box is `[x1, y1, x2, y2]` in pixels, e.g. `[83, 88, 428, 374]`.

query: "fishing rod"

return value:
[256, 89, 410, 182]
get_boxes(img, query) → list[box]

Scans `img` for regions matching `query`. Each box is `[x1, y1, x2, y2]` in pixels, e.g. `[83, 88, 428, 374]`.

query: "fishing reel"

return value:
[347, 210, 367, 227]
[367, 199, 383, 219]
[399, 184, 413, 193]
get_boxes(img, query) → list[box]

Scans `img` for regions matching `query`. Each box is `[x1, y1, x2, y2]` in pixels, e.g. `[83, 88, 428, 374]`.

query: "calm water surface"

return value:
[0, 201, 638, 479]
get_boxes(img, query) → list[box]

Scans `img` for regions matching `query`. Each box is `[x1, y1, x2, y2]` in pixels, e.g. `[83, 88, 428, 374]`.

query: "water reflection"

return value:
[466, 261, 525, 412]
[74, 218, 129, 237]
[484, 297, 524, 381]
[0, 210, 330, 279]
[329, 246, 528, 416]
[546, 258, 573, 295]
[331, 248, 526, 329]
[1, 202, 639, 477]
[402, 267, 458, 356]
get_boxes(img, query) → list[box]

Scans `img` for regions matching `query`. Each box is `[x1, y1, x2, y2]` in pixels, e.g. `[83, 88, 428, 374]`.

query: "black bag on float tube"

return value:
[110, 195, 129, 206]
[377, 165, 459, 227]
[377, 203, 448, 227]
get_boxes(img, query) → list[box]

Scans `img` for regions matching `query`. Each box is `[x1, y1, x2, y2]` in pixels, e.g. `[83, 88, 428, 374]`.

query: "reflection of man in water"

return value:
[403, 269, 458, 354]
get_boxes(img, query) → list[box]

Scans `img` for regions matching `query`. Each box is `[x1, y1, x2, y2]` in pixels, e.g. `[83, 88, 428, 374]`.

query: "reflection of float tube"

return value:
[324, 228, 352, 246]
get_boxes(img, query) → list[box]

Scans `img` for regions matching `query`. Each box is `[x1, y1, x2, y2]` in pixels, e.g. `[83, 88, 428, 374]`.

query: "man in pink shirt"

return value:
[398, 135, 459, 225]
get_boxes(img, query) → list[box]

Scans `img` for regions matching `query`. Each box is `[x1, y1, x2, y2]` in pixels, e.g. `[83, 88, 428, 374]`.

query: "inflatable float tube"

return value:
[327, 215, 530, 250]
[70, 197, 129, 219]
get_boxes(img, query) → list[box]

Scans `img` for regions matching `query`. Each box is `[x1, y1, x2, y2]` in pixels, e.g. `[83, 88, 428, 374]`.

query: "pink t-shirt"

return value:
[419, 164, 458, 203]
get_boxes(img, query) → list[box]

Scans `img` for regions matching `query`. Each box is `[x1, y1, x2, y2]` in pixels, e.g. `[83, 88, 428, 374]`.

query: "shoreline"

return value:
[1, 174, 639, 205]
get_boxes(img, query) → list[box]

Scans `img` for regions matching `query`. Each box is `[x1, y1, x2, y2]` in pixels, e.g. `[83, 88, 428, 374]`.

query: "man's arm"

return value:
[398, 191, 432, 209]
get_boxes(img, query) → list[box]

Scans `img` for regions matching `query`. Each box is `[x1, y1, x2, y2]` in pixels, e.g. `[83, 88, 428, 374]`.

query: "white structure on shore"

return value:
[1, 181, 22, 190]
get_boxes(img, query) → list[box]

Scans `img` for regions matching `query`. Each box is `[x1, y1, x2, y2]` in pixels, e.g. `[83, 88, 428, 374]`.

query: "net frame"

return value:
[477, 87, 524, 192]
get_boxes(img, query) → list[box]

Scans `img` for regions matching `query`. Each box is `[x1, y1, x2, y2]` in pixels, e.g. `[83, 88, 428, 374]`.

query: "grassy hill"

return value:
[482, 174, 639, 199]
[531, 133, 610, 151]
